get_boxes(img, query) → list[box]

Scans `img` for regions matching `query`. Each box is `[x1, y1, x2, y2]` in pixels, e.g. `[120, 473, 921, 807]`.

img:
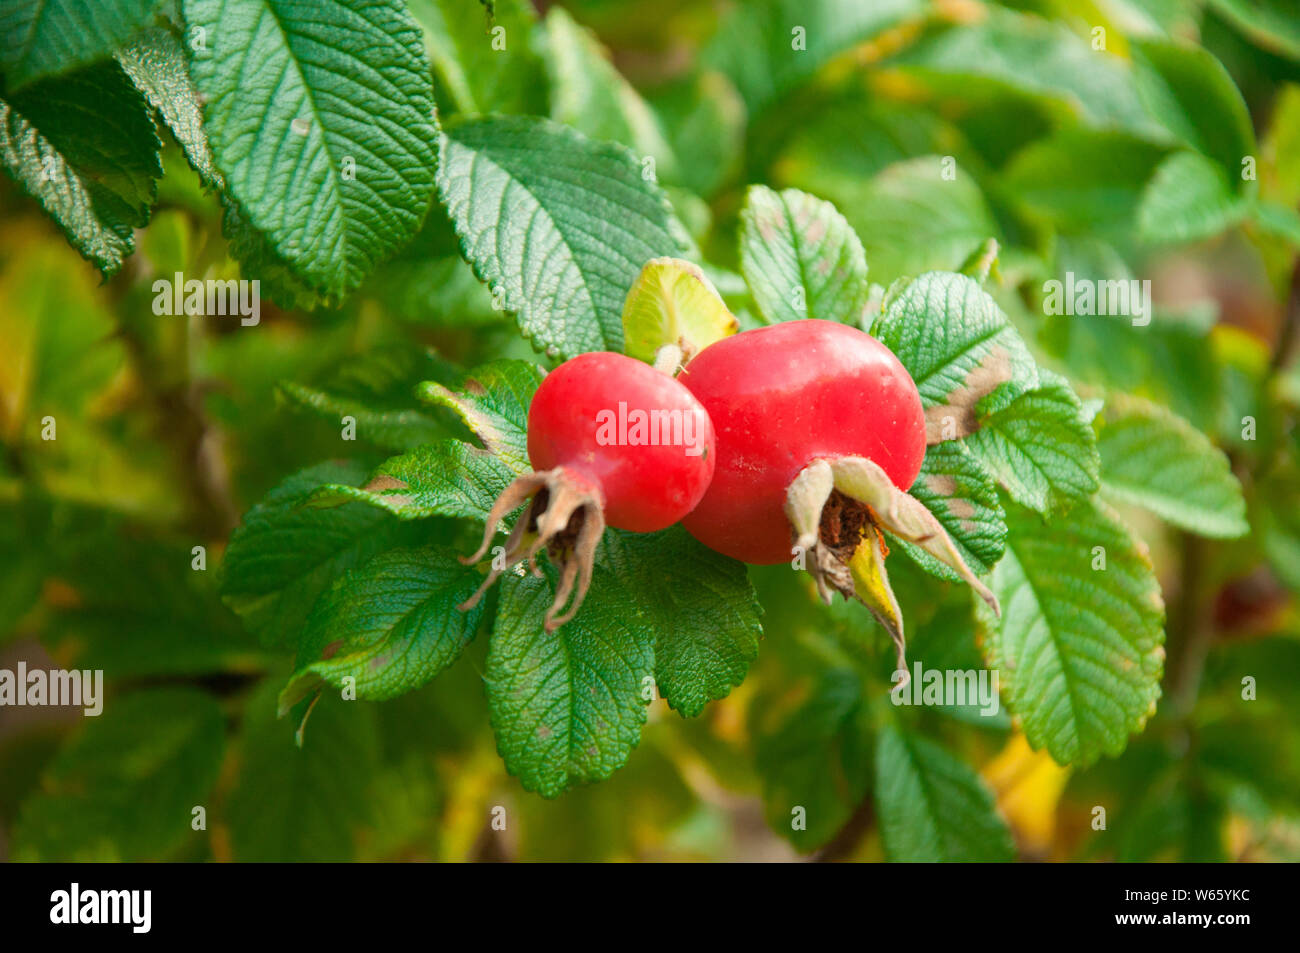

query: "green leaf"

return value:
[872, 270, 1039, 437]
[309, 440, 516, 521]
[116, 24, 221, 188]
[844, 157, 1001, 286]
[416, 359, 543, 473]
[436, 115, 680, 358]
[1138, 151, 1249, 245]
[278, 380, 444, 453]
[1097, 393, 1248, 538]
[1207, 0, 1300, 61]
[754, 668, 872, 851]
[875, 720, 1015, 862]
[12, 688, 224, 861]
[220, 460, 417, 648]
[899, 441, 1006, 581]
[543, 6, 678, 181]
[226, 683, 378, 861]
[1003, 129, 1169, 240]
[0, 0, 164, 89]
[182, 0, 437, 298]
[409, 0, 545, 115]
[648, 69, 745, 197]
[282, 546, 484, 708]
[1258, 466, 1300, 594]
[896, 7, 1158, 135]
[703, 0, 923, 113]
[739, 186, 869, 326]
[486, 567, 654, 798]
[964, 371, 1101, 514]
[0, 62, 161, 275]
[620, 257, 738, 364]
[602, 526, 762, 718]
[1132, 38, 1256, 184]
[985, 499, 1166, 766]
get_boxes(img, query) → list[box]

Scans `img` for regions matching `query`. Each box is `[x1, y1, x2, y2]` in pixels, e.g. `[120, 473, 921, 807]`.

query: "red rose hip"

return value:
[463, 351, 714, 629]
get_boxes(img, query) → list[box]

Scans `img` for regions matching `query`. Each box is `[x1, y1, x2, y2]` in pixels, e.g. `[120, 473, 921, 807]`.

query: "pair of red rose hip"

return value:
[462, 318, 1004, 651]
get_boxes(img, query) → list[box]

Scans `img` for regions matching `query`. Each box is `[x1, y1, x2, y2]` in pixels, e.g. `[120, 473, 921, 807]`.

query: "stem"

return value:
[1165, 532, 1212, 720]
[1267, 255, 1300, 375]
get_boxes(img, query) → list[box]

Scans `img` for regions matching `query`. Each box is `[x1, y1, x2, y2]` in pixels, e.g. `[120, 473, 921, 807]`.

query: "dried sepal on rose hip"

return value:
[676, 319, 1000, 670]
[461, 351, 715, 630]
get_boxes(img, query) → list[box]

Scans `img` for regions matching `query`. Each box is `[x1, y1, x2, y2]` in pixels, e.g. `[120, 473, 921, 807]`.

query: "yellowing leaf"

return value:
[621, 257, 738, 365]
[983, 732, 1072, 857]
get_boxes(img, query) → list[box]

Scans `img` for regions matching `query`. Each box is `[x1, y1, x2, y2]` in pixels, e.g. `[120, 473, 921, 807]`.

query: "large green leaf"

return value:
[602, 527, 762, 718]
[12, 689, 224, 861]
[182, 0, 437, 298]
[0, 62, 161, 275]
[226, 683, 378, 861]
[220, 460, 417, 647]
[964, 370, 1100, 514]
[839, 157, 1000, 287]
[875, 721, 1015, 862]
[282, 546, 484, 707]
[0, 0, 163, 89]
[985, 499, 1166, 766]
[417, 359, 543, 473]
[1003, 129, 1169, 241]
[1138, 151, 1249, 245]
[739, 185, 869, 325]
[543, 6, 678, 181]
[872, 270, 1039, 438]
[1132, 38, 1256, 184]
[436, 115, 680, 358]
[487, 568, 655, 797]
[1097, 393, 1248, 538]
[899, 440, 1007, 581]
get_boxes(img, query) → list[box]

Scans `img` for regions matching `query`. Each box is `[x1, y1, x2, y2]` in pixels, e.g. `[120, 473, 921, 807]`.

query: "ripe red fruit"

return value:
[679, 319, 926, 564]
[463, 351, 715, 629]
[677, 319, 997, 670]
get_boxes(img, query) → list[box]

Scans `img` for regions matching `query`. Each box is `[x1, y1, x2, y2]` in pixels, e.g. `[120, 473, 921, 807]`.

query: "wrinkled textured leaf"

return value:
[283, 546, 484, 707]
[183, 0, 437, 298]
[437, 115, 680, 358]
[739, 186, 869, 326]
[899, 440, 1006, 581]
[985, 499, 1166, 766]
[0, 0, 163, 89]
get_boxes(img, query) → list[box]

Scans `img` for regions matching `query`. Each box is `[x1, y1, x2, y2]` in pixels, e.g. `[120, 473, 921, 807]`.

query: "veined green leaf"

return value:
[875, 720, 1015, 862]
[117, 25, 221, 188]
[487, 567, 655, 798]
[985, 499, 1166, 766]
[899, 440, 1006, 581]
[872, 270, 1039, 440]
[416, 359, 543, 473]
[220, 460, 418, 648]
[964, 370, 1100, 514]
[739, 185, 869, 326]
[282, 546, 484, 708]
[182, 0, 437, 298]
[0, 62, 161, 275]
[437, 115, 680, 358]
[601, 526, 762, 718]
[1097, 393, 1248, 538]
[0, 0, 164, 89]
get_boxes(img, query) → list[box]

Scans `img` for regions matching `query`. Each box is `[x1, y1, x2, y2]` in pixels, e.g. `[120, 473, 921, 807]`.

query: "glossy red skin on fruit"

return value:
[527, 352, 716, 533]
[678, 319, 926, 564]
